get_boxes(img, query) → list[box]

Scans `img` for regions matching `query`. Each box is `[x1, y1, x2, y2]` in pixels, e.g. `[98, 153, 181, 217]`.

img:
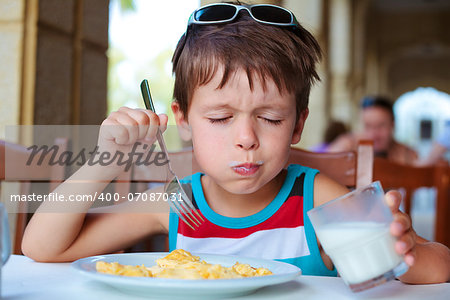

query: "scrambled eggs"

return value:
[96, 249, 272, 279]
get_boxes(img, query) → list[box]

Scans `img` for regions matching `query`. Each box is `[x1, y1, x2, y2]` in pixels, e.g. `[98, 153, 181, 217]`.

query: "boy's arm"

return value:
[21, 162, 169, 262]
[22, 107, 169, 262]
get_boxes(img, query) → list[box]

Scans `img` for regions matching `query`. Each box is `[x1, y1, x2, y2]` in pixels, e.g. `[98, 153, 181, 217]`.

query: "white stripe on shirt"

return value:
[177, 226, 310, 260]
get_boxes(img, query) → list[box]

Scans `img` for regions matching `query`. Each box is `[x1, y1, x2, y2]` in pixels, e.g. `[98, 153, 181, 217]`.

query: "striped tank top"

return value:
[168, 164, 337, 276]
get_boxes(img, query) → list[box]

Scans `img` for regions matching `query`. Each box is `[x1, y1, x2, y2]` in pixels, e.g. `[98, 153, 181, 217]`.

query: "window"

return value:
[108, 0, 199, 122]
[394, 87, 450, 158]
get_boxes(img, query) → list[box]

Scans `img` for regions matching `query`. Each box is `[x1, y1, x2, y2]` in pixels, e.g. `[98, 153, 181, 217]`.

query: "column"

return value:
[329, 0, 352, 122]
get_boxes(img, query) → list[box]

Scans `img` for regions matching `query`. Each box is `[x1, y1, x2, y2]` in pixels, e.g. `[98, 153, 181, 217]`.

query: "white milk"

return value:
[316, 222, 403, 284]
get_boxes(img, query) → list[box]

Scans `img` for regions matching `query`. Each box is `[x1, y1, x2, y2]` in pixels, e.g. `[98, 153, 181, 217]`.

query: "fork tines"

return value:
[169, 193, 204, 230]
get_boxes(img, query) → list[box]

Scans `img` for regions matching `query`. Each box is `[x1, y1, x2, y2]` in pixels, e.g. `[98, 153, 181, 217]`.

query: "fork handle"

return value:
[140, 80, 155, 111]
[140, 80, 176, 176]
[155, 131, 175, 175]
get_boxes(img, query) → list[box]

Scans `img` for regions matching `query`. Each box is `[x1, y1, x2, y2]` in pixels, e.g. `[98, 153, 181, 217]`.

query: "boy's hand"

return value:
[385, 190, 417, 267]
[97, 107, 168, 169]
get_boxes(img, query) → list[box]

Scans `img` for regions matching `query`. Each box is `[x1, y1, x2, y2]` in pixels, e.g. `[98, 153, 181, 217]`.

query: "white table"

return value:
[3, 255, 449, 300]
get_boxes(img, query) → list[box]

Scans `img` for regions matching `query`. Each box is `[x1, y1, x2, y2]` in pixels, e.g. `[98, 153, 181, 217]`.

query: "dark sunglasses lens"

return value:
[251, 6, 292, 23]
[194, 5, 236, 22]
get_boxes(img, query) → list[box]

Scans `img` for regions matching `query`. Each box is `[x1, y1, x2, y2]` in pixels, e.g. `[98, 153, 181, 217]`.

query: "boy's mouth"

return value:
[229, 161, 264, 176]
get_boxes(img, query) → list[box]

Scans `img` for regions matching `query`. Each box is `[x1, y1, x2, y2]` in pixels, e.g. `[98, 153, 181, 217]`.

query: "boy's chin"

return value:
[222, 178, 273, 196]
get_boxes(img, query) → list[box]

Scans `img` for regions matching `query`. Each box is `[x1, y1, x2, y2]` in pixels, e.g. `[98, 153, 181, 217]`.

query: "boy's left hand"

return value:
[385, 190, 417, 267]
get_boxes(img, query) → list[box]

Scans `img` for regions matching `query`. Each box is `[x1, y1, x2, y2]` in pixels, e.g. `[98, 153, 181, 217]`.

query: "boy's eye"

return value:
[261, 118, 282, 125]
[208, 117, 231, 124]
[208, 116, 282, 125]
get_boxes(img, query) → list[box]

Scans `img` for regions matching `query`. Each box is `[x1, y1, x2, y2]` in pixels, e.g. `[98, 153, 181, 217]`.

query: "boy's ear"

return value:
[291, 108, 309, 144]
[171, 101, 192, 141]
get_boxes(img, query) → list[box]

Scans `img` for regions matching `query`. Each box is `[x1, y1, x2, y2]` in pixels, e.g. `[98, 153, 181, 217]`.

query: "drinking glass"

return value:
[307, 181, 408, 292]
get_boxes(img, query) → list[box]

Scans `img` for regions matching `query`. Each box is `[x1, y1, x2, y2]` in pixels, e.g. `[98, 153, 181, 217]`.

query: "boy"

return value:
[22, 2, 449, 283]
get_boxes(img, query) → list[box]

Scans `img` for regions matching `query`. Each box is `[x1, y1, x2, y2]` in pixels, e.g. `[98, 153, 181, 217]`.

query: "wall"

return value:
[34, 0, 109, 125]
[0, 0, 25, 141]
[0, 0, 109, 253]
[0, 0, 109, 138]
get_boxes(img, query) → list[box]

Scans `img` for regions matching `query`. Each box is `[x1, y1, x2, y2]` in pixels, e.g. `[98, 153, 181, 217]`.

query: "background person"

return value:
[310, 120, 348, 153]
[328, 96, 418, 165]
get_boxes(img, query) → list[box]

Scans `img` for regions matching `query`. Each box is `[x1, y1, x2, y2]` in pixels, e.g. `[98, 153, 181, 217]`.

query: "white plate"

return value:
[72, 252, 301, 299]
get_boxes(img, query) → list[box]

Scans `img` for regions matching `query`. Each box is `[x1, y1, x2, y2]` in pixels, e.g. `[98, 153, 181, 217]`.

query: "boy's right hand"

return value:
[97, 107, 168, 171]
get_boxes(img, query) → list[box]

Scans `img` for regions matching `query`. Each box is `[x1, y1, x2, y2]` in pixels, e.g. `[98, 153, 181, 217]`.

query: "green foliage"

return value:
[107, 47, 175, 117]
[135, 49, 175, 119]
[118, 0, 136, 13]
[107, 0, 187, 150]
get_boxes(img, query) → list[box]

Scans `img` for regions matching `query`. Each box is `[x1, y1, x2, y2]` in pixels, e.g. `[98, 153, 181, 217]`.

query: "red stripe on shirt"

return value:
[179, 195, 304, 238]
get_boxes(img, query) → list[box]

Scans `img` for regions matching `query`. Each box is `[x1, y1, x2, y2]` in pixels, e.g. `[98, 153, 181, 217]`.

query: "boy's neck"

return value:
[201, 169, 287, 218]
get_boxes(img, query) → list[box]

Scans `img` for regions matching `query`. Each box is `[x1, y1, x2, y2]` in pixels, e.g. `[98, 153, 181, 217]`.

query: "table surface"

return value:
[3, 255, 449, 300]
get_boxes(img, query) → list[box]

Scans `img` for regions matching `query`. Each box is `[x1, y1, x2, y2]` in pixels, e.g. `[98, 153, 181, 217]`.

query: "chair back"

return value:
[373, 157, 450, 246]
[0, 138, 68, 254]
[288, 141, 374, 189]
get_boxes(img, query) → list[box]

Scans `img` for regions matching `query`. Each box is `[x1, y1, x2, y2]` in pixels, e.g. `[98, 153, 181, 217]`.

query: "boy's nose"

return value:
[235, 120, 259, 151]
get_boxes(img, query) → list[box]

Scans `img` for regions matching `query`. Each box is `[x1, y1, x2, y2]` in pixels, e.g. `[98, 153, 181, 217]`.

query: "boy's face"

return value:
[172, 67, 307, 195]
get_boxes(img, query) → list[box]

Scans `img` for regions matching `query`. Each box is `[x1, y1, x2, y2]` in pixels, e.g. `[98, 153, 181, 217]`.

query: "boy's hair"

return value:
[172, 2, 322, 120]
[361, 96, 395, 121]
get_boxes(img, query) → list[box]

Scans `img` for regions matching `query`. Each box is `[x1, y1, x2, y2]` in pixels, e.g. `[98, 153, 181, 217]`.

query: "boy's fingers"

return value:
[109, 112, 139, 145]
[390, 213, 412, 236]
[398, 240, 416, 267]
[101, 115, 133, 145]
[385, 190, 402, 214]
[141, 110, 160, 141]
[395, 231, 415, 254]
[101, 118, 127, 143]
[158, 114, 169, 133]
[119, 108, 167, 143]
[122, 108, 153, 141]
[404, 251, 415, 267]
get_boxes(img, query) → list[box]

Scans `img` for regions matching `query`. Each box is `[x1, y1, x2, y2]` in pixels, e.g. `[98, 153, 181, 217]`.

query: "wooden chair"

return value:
[288, 140, 374, 189]
[373, 157, 450, 247]
[0, 138, 68, 254]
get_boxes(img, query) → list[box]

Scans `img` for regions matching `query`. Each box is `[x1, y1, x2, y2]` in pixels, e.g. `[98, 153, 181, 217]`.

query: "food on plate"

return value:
[95, 261, 152, 277]
[96, 249, 272, 279]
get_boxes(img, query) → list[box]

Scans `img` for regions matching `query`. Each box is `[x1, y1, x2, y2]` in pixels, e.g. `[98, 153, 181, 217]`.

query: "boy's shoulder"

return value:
[286, 163, 319, 176]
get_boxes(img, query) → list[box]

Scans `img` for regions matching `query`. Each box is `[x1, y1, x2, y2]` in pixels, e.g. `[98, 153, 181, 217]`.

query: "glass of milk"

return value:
[307, 181, 409, 292]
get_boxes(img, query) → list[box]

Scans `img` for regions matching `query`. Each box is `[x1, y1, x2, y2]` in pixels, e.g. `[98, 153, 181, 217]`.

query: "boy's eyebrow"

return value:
[200, 103, 233, 110]
[198, 103, 233, 113]
[199, 102, 292, 113]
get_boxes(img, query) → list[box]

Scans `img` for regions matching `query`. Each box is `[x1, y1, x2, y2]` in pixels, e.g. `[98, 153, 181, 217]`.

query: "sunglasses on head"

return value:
[188, 3, 299, 28]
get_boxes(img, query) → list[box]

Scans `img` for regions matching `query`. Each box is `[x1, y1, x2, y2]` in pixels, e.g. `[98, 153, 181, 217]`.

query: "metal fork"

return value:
[140, 79, 204, 230]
